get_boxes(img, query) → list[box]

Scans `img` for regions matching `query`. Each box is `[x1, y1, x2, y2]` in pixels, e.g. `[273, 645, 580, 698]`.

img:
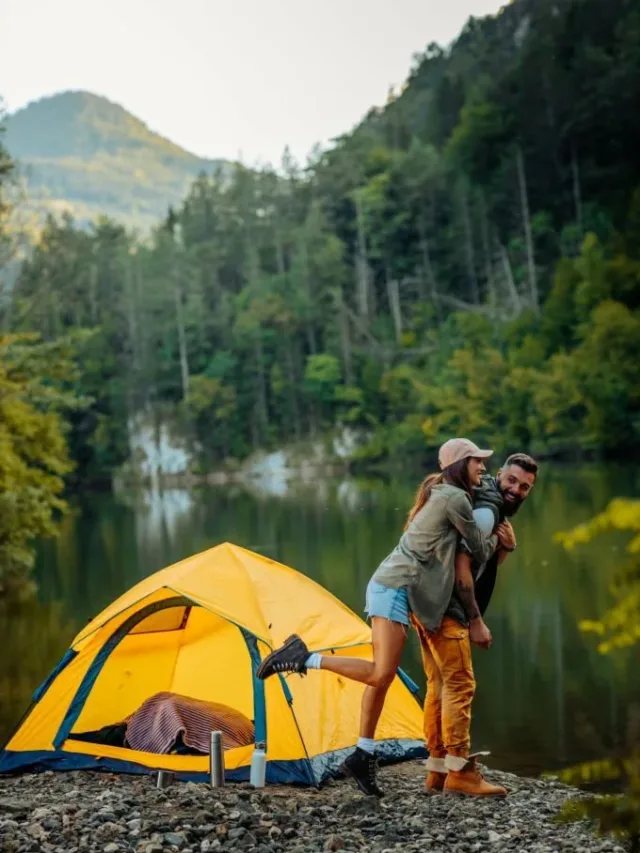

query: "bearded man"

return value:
[413, 452, 538, 797]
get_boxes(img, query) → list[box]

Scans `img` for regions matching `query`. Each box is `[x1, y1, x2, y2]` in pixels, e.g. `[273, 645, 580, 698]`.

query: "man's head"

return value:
[496, 453, 538, 516]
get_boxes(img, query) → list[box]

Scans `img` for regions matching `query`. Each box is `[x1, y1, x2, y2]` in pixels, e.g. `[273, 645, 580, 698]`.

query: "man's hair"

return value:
[503, 452, 539, 478]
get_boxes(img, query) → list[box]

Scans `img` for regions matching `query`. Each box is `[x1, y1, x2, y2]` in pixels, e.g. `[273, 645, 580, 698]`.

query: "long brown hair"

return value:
[404, 457, 473, 529]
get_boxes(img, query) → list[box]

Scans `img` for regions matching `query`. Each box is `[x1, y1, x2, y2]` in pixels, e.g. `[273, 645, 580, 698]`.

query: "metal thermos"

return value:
[156, 770, 174, 789]
[210, 730, 225, 787]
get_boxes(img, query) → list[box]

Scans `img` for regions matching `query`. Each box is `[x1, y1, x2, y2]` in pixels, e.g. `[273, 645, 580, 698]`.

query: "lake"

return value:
[2, 461, 639, 781]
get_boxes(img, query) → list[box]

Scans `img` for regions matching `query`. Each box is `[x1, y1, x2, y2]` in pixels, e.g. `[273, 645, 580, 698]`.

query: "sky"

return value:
[1, 0, 505, 166]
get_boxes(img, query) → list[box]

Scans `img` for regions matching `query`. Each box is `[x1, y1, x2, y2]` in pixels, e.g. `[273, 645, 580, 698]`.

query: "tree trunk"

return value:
[354, 189, 370, 321]
[499, 242, 522, 314]
[135, 255, 153, 405]
[478, 191, 496, 314]
[413, 214, 427, 302]
[275, 224, 286, 278]
[174, 282, 190, 399]
[516, 146, 539, 312]
[418, 214, 441, 321]
[571, 147, 583, 238]
[125, 255, 139, 374]
[298, 230, 317, 354]
[460, 181, 479, 304]
[254, 335, 269, 442]
[285, 338, 302, 441]
[336, 286, 353, 385]
[386, 265, 402, 342]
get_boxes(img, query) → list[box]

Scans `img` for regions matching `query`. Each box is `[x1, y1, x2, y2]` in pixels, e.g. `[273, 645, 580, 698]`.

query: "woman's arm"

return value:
[446, 493, 498, 564]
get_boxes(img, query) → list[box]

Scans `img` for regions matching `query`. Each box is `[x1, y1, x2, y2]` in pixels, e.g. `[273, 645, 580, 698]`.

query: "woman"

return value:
[257, 437, 507, 796]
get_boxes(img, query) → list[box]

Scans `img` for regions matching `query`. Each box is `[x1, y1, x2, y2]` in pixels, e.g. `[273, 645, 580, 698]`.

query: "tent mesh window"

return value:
[129, 606, 192, 635]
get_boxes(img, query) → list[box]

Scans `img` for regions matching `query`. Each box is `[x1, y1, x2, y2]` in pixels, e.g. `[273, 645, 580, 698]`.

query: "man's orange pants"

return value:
[411, 614, 476, 758]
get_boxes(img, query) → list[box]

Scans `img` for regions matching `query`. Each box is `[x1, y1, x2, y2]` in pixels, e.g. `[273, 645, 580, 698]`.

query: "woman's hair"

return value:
[404, 457, 474, 529]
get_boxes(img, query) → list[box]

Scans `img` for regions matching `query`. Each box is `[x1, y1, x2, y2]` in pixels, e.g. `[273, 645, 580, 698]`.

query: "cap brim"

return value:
[475, 449, 493, 458]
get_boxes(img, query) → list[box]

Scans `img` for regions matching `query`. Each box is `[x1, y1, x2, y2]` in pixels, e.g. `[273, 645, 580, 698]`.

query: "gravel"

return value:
[0, 760, 627, 852]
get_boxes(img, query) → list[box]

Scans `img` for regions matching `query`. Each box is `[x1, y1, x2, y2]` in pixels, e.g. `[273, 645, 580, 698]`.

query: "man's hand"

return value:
[470, 617, 492, 649]
[497, 520, 516, 551]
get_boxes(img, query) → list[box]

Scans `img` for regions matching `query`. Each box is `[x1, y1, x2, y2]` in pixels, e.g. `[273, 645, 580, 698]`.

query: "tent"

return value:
[0, 543, 426, 785]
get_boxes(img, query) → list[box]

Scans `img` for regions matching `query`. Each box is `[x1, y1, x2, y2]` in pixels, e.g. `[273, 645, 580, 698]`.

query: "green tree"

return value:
[0, 334, 78, 593]
[556, 500, 640, 852]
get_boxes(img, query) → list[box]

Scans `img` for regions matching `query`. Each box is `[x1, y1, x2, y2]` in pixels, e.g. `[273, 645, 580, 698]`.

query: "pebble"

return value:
[0, 762, 611, 852]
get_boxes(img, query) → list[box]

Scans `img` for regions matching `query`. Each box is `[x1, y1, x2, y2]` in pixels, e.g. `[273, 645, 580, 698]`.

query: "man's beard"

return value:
[497, 484, 525, 517]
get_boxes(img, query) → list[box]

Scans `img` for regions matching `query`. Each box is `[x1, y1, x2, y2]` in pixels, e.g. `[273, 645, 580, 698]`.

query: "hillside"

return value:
[5, 0, 640, 485]
[4, 91, 226, 230]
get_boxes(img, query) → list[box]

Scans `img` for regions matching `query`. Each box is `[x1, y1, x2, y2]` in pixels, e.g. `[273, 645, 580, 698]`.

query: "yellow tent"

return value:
[0, 543, 425, 785]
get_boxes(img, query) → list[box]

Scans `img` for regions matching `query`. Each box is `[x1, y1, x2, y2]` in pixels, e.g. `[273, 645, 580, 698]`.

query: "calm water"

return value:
[2, 462, 639, 779]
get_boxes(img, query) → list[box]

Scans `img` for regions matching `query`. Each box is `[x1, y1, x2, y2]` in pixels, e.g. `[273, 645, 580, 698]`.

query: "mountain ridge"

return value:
[4, 90, 228, 230]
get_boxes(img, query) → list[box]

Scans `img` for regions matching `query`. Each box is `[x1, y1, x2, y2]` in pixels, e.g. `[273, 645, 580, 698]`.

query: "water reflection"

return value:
[2, 462, 639, 778]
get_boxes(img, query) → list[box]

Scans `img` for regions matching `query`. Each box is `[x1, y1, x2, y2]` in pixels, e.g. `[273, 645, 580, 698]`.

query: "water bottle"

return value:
[210, 730, 225, 787]
[250, 741, 266, 788]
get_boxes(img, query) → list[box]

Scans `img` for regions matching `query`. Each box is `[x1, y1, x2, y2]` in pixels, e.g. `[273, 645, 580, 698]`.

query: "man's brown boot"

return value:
[443, 753, 507, 798]
[424, 756, 447, 795]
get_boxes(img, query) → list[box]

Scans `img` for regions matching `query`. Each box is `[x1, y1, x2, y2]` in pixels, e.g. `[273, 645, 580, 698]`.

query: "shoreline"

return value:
[106, 447, 624, 497]
[0, 760, 625, 853]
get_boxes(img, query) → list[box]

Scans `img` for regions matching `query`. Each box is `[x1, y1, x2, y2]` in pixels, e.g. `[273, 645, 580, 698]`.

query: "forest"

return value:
[1, 0, 640, 501]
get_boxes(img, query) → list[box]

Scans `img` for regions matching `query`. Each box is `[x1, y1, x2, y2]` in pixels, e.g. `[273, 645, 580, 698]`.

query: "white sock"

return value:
[357, 737, 376, 754]
[305, 653, 323, 670]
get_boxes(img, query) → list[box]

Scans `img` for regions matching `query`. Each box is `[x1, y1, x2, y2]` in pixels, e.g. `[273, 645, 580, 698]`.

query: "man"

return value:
[413, 452, 538, 798]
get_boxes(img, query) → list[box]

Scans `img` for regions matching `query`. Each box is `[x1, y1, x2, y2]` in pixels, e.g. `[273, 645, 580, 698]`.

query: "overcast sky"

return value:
[1, 0, 505, 165]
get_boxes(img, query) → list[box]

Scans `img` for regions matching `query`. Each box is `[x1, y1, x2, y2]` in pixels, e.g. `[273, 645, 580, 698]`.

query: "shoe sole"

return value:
[256, 635, 305, 680]
[342, 764, 383, 798]
[443, 789, 507, 798]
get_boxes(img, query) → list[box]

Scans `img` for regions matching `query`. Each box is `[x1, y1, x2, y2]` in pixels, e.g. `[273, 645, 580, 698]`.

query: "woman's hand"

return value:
[469, 617, 492, 649]
[497, 520, 516, 551]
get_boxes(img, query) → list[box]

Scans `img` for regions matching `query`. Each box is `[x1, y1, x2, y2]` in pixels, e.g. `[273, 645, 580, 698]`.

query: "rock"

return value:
[0, 760, 615, 853]
[27, 823, 47, 841]
[31, 807, 54, 821]
[96, 821, 125, 839]
[0, 798, 32, 815]
[337, 797, 380, 817]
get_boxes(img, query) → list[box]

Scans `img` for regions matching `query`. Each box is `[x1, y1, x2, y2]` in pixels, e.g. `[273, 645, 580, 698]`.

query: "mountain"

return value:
[4, 91, 227, 230]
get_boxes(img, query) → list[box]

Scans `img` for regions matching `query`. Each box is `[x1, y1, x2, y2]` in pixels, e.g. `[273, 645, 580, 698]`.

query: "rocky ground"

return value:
[0, 760, 626, 853]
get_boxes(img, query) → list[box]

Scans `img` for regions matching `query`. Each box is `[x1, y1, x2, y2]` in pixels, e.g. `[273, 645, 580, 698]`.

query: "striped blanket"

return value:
[125, 692, 255, 754]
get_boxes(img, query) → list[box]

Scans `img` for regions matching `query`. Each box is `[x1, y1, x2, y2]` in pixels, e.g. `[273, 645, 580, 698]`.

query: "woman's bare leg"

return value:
[305, 619, 407, 738]
[336, 618, 408, 798]
[358, 618, 407, 738]
[318, 617, 407, 693]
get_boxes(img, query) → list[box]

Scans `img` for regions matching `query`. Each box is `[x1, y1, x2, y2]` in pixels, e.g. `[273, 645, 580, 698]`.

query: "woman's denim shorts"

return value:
[365, 579, 410, 626]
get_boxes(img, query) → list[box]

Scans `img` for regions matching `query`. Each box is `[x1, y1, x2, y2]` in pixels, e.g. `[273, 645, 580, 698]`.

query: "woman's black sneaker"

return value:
[257, 634, 309, 680]
[342, 747, 384, 797]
